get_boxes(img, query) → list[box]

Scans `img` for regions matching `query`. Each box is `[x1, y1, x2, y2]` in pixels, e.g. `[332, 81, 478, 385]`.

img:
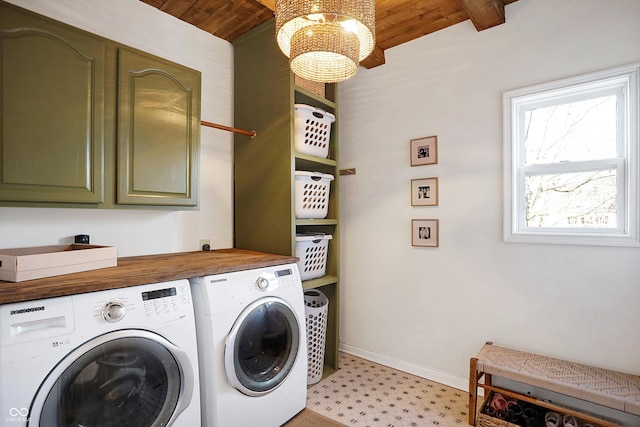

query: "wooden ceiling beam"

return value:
[459, 0, 506, 31]
[360, 45, 386, 69]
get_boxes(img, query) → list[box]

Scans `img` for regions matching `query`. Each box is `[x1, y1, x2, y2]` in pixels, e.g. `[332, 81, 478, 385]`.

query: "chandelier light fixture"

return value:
[275, 0, 376, 83]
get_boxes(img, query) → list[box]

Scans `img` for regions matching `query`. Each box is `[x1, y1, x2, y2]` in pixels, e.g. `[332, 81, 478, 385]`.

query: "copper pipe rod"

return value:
[201, 120, 256, 138]
[339, 168, 357, 175]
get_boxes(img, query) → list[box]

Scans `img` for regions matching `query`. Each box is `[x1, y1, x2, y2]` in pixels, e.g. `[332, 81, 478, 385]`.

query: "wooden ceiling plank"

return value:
[377, 9, 469, 49]
[198, 4, 272, 40]
[374, 0, 466, 42]
[255, 0, 275, 11]
[377, 6, 459, 32]
[179, 0, 217, 26]
[140, 0, 168, 8]
[158, 0, 198, 17]
[459, 0, 506, 31]
[377, 0, 463, 21]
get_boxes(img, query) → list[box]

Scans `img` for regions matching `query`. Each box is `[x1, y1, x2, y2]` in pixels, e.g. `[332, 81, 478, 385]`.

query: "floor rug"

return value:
[305, 352, 470, 426]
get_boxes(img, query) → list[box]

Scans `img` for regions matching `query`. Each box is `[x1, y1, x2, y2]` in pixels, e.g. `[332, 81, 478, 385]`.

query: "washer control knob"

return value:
[255, 277, 269, 291]
[102, 301, 126, 323]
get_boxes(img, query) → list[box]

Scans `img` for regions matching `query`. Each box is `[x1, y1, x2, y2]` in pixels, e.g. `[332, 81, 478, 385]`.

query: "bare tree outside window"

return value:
[523, 96, 618, 228]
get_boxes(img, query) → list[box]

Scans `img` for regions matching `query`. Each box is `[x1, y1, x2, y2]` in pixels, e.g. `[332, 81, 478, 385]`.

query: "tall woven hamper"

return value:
[304, 289, 329, 385]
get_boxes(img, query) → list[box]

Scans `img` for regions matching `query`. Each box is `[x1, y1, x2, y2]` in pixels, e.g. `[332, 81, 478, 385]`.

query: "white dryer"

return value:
[190, 263, 307, 427]
[0, 279, 200, 427]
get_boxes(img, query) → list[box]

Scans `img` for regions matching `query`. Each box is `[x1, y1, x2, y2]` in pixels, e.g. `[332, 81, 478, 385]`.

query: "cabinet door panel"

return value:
[0, 24, 105, 203]
[117, 49, 200, 206]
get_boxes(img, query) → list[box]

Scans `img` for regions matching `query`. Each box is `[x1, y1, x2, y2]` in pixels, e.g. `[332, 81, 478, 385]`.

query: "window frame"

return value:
[503, 63, 640, 247]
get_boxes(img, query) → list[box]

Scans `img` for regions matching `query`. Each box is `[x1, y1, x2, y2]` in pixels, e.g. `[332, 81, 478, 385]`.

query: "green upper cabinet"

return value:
[0, 1, 201, 209]
[0, 6, 105, 203]
[117, 49, 200, 207]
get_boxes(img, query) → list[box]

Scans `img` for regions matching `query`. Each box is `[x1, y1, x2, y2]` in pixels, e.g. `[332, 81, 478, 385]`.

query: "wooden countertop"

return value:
[0, 248, 297, 305]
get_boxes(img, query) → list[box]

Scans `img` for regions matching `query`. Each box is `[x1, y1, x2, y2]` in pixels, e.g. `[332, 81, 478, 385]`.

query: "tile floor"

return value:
[306, 352, 471, 427]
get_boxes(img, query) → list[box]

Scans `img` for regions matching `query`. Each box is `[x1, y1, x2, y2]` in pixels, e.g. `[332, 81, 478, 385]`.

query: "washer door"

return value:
[224, 296, 301, 396]
[29, 329, 194, 427]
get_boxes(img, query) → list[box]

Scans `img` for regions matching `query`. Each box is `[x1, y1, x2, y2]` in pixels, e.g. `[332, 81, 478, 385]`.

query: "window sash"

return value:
[517, 158, 625, 234]
[518, 89, 621, 166]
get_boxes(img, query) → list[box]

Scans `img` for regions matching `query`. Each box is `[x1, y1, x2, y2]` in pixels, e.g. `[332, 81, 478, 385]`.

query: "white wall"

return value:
[0, 0, 234, 256]
[338, 0, 640, 390]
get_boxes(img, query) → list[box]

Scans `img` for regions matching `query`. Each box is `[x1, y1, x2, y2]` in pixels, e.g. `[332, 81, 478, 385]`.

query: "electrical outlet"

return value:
[199, 239, 211, 251]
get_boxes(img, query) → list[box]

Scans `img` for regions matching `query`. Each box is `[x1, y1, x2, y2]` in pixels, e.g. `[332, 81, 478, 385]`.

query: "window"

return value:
[504, 63, 640, 246]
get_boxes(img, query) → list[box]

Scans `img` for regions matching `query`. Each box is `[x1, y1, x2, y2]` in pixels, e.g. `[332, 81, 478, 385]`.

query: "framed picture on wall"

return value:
[411, 177, 438, 206]
[412, 219, 439, 247]
[410, 135, 438, 166]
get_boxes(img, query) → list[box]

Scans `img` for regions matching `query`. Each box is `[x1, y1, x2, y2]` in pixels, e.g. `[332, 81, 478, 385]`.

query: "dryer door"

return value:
[29, 329, 194, 427]
[224, 296, 301, 396]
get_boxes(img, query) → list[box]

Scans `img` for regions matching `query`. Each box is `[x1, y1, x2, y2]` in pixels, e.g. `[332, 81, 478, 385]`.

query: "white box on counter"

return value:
[0, 244, 117, 282]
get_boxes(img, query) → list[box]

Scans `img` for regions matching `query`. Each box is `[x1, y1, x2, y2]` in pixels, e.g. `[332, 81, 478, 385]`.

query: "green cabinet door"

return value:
[0, 5, 105, 203]
[117, 49, 200, 207]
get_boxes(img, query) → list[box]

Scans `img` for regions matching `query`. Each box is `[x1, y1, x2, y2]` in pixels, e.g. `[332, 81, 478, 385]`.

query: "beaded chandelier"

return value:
[275, 0, 376, 83]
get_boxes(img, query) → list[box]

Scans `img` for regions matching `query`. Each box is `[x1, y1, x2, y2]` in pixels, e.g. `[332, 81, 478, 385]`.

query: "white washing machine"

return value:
[190, 263, 308, 427]
[0, 279, 200, 427]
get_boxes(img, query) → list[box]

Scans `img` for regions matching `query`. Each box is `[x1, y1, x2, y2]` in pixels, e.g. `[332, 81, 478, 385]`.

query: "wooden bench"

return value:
[469, 342, 640, 427]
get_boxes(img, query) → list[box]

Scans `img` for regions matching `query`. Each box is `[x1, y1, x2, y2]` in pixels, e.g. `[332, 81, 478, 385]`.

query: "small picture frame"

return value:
[410, 135, 438, 166]
[412, 219, 439, 247]
[411, 177, 438, 206]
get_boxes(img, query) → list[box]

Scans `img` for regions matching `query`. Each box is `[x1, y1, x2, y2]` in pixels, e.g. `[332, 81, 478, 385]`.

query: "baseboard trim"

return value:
[339, 343, 469, 393]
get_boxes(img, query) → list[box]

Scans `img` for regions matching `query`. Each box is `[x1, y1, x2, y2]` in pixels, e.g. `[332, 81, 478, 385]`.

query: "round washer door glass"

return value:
[225, 297, 300, 396]
[34, 335, 184, 427]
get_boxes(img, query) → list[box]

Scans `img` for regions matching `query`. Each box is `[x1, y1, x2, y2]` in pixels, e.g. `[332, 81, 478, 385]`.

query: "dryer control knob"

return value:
[255, 277, 270, 291]
[102, 301, 126, 322]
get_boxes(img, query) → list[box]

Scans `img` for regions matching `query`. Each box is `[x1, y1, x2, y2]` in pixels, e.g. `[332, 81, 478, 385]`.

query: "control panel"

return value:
[201, 264, 302, 314]
[253, 267, 300, 292]
[274, 267, 299, 288]
[90, 281, 192, 323]
[142, 284, 190, 317]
